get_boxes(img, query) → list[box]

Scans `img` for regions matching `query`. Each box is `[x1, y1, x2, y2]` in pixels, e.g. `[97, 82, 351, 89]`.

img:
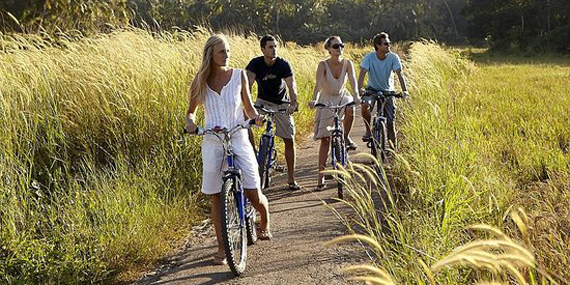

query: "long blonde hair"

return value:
[191, 34, 228, 103]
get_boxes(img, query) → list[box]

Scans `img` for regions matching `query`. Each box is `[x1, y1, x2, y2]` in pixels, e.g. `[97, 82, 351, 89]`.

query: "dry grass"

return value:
[325, 42, 569, 284]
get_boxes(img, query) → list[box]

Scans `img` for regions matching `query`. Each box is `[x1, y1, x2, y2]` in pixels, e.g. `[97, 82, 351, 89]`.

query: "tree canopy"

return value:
[1, 0, 568, 52]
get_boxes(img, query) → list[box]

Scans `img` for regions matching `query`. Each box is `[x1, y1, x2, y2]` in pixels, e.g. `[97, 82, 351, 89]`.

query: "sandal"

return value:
[346, 140, 358, 151]
[212, 254, 227, 265]
[287, 181, 301, 190]
[314, 184, 327, 192]
[257, 228, 273, 240]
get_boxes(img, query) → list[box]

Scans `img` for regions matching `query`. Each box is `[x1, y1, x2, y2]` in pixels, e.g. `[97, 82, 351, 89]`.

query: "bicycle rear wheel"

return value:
[257, 137, 271, 190]
[332, 136, 345, 199]
[220, 177, 247, 276]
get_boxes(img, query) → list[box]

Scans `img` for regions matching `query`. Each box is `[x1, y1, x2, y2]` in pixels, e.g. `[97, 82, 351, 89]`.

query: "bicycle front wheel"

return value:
[371, 118, 387, 164]
[332, 136, 345, 199]
[257, 137, 271, 190]
[245, 202, 257, 246]
[220, 177, 247, 276]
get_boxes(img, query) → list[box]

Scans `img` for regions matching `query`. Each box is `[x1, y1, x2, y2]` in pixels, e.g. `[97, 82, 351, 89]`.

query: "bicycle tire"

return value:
[245, 203, 257, 245]
[332, 136, 345, 199]
[370, 118, 382, 163]
[257, 137, 271, 190]
[220, 177, 247, 276]
[379, 120, 387, 163]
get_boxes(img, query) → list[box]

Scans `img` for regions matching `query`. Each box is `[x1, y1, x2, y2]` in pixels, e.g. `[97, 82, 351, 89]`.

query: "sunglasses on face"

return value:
[331, 43, 345, 49]
[383, 42, 391, 46]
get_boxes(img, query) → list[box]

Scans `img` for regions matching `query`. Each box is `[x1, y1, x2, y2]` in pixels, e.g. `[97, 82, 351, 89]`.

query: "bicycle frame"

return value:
[257, 117, 275, 174]
[196, 123, 256, 227]
[330, 111, 346, 167]
[315, 101, 355, 167]
[254, 105, 287, 189]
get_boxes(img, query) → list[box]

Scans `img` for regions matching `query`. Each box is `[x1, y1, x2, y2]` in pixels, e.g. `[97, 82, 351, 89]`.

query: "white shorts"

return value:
[201, 129, 261, 195]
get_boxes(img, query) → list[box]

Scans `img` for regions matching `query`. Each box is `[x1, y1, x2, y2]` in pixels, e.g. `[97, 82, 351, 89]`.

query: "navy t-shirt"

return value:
[246, 56, 293, 104]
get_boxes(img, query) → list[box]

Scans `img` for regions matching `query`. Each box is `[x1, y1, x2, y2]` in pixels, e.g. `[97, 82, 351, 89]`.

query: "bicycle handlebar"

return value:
[183, 119, 260, 136]
[314, 101, 356, 110]
[254, 104, 288, 115]
[364, 90, 404, 98]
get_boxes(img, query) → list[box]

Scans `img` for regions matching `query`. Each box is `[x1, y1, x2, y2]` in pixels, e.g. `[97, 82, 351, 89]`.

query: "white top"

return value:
[203, 69, 245, 130]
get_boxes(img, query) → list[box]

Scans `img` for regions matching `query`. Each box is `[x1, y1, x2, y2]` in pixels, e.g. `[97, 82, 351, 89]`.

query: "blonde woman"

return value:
[308, 36, 360, 190]
[185, 35, 272, 265]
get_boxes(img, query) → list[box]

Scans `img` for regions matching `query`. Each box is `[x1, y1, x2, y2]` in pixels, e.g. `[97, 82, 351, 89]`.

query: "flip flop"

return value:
[346, 141, 358, 151]
[314, 184, 327, 191]
[288, 181, 301, 190]
[212, 254, 227, 265]
[257, 228, 273, 240]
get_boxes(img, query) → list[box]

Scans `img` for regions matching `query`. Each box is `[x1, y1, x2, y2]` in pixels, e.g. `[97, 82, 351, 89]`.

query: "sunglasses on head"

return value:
[331, 43, 345, 49]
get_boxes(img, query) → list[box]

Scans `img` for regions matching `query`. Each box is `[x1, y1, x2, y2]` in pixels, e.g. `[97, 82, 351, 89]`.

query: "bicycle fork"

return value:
[330, 117, 346, 167]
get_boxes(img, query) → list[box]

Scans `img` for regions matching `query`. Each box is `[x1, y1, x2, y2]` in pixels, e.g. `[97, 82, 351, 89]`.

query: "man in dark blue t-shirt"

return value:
[246, 35, 300, 190]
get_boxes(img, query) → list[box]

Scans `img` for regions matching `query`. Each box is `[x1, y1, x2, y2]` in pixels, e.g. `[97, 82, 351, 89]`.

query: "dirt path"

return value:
[136, 109, 371, 285]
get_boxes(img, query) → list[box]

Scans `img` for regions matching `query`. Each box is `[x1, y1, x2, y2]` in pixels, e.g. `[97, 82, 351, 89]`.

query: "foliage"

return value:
[0, 28, 328, 283]
[325, 42, 569, 283]
[462, 0, 570, 52]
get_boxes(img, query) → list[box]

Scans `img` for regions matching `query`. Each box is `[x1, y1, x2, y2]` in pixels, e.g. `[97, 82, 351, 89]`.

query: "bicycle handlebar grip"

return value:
[315, 103, 326, 108]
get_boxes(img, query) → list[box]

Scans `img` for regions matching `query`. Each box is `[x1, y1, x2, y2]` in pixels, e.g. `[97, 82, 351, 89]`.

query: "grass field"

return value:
[1, 28, 567, 283]
[0, 28, 347, 283]
[336, 43, 569, 283]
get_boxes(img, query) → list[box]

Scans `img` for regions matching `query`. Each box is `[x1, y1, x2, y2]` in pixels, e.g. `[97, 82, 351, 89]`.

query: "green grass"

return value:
[334, 42, 569, 283]
[0, 28, 334, 283]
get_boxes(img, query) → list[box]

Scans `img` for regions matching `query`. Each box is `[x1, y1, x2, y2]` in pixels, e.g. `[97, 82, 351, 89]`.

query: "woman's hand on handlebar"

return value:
[185, 117, 197, 134]
[253, 113, 265, 127]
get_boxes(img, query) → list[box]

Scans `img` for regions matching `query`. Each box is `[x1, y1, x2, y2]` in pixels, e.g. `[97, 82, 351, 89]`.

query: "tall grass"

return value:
[330, 42, 569, 283]
[0, 28, 330, 283]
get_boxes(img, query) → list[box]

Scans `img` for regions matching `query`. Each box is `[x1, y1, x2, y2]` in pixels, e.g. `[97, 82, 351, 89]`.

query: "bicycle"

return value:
[314, 101, 356, 199]
[254, 104, 288, 190]
[363, 88, 403, 163]
[184, 119, 259, 276]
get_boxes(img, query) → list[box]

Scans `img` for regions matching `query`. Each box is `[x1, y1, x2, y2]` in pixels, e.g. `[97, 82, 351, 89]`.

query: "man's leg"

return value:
[384, 97, 397, 150]
[283, 137, 296, 184]
[273, 108, 298, 188]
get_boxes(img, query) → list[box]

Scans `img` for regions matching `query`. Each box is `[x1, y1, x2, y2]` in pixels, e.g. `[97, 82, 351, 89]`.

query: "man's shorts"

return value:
[361, 93, 397, 123]
[255, 98, 296, 139]
[201, 130, 261, 194]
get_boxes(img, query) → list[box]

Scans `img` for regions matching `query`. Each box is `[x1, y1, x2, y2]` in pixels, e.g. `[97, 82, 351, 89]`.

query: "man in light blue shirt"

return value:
[358, 32, 409, 150]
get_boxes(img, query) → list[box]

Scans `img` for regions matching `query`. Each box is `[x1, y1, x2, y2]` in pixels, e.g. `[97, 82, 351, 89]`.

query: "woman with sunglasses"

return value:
[308, 36, 360, 191]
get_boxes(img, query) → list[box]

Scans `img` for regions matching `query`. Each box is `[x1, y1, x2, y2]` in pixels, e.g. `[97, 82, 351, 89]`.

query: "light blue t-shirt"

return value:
[360, 52, 402, 91]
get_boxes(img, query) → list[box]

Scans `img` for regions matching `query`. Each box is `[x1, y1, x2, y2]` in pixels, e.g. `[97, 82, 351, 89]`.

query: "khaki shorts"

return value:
[256, 98, 296, 140]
